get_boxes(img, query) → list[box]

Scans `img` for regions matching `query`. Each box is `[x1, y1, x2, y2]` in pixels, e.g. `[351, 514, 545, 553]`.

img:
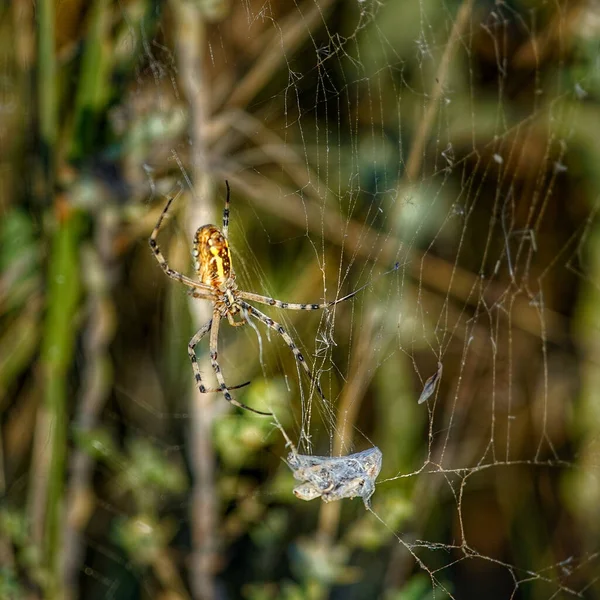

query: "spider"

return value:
[149, 182, 380, 416]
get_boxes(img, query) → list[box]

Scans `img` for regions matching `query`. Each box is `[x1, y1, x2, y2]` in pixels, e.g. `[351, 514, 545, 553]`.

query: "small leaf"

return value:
[418, 362, 443, 404]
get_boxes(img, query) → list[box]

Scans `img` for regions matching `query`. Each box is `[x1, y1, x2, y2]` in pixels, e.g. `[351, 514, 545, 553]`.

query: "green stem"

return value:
[41, 208, 82, 598]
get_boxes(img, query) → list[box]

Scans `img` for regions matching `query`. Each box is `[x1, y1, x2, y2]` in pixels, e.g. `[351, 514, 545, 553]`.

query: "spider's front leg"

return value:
[239, 301, 327, 403]
[149, 187, 214, 294]
[238, 262, 401, 311]
[226, 312, 246, 328]
[208, 310, 271, 416]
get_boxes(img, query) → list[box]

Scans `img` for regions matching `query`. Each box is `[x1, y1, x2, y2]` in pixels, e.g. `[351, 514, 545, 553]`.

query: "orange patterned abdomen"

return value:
[194, 225, 233, 288]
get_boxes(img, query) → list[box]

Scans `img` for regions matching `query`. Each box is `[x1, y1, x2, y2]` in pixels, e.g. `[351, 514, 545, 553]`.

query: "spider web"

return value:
[26, 0, 600, 598]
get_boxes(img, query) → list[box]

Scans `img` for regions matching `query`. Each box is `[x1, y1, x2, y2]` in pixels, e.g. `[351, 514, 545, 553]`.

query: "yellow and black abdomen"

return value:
[194, 225, 234, 288]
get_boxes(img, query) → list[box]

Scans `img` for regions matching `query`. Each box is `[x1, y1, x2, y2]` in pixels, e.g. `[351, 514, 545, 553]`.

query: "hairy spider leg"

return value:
[207, 310, 271, 416]
[237, 264, 400, 311]
[240, 300, 327, 403]
[222, 180, 231, 238]
[149, 185, 214, 294]
[187, 317, 250, 393]
[188, 319, 212, 393]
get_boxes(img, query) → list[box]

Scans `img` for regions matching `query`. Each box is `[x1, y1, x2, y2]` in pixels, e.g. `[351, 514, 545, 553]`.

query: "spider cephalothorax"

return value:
[149, 181, 375, 415]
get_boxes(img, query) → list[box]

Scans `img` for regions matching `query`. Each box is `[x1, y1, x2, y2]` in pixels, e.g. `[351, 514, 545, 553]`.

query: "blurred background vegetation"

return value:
[2, 0, 600, 598]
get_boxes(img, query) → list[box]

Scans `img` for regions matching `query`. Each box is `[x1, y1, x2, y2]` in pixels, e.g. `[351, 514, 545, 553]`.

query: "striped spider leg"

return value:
[150, 181, 391, 416]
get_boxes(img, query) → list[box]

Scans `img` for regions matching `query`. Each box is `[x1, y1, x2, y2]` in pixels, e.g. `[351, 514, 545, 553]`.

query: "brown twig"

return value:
[63, 232, 117, 598]
[221, 0, 335, 110]
[403, 0, 475, 183]
[211, 109, 323, 197]
[172, 1, 218, 597]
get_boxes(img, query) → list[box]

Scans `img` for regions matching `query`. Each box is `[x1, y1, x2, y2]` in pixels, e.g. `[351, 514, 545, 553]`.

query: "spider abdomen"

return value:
[194, 225, 234, 288]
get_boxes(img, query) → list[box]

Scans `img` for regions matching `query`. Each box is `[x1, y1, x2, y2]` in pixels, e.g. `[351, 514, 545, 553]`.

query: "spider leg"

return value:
[188, 318, 251, 393]
[239, 300, 327, 402]
[227, 312, 246, 327]
[149, 186, 214, 293]
[189, 291, 215, 300]
[237, 287, 362, 310]
[238, 264, 400, 310]
[209, 310, 271, 416]
[222, 180, 231, 239]
[188, 319, 212, 394]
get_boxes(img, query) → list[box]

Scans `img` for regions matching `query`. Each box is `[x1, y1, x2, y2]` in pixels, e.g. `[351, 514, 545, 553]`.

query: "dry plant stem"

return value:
[0, 297, 41, 570]
[62, 1, 113, 591]
[511, 2, 584, 68]
[222, 0, 334, 110]
[172, 1, 218, 597]
[14, 0, 35, 72]
[403, 0, 474, 182]
[0, 297, 42, 406]
[63, 240, 116, 598]
[317, 316, 378, 545]
[152, 550, 192, 600]
[227, 173, 566, 343]
[211, 109, 322, 196]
